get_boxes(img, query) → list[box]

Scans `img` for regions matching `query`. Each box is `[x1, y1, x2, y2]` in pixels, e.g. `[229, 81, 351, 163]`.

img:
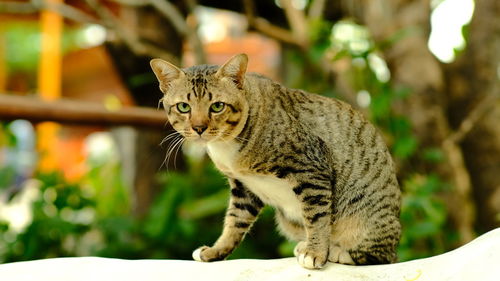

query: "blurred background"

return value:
[0, 0, 498, 263]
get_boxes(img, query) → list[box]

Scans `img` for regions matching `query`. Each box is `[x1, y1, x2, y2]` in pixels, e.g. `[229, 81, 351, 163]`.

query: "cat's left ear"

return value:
[216, 54, 248, 89]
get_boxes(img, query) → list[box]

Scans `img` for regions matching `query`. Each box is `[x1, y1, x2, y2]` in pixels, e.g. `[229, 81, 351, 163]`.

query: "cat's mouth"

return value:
[181, 128, 232, 144]
[184, 133, 217, 143]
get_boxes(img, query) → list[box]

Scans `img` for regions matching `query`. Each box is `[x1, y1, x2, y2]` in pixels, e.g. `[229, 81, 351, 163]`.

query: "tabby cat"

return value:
[150, 54, 401, 269]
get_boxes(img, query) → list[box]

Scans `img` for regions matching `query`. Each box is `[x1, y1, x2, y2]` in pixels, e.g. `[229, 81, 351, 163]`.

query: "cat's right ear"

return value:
[150, 58, 185, 91]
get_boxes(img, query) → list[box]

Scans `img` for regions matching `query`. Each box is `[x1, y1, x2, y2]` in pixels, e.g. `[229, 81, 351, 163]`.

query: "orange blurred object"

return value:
[37, 0, 63, 173]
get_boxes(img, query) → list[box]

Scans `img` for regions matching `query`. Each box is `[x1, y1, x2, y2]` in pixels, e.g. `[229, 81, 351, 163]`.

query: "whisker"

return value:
[157, 97, 164, 110]
[161, 134, 185, 172]
[160, 132, 181, 147]
[172, 138, 186, 170]
[161, 138, 175, 170]
[166, 138, 181, 171]
[165, 139, 180, 171]
[217, 131, 249, 143]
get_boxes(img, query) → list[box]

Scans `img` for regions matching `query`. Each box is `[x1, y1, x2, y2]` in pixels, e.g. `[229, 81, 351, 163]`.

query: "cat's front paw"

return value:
[192, 246, 225, 262]
[294, 242, 328, 269]
[293, 241, 306, 257]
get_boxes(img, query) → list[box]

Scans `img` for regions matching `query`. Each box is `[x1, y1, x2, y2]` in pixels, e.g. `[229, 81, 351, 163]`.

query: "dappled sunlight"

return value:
[428, 0, 475, 63]
[80, 24, 107, 48]
[0, 180, 39, 234]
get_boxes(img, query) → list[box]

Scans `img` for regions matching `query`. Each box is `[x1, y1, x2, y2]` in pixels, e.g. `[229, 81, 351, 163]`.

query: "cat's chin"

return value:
[186, 137, 208, 145]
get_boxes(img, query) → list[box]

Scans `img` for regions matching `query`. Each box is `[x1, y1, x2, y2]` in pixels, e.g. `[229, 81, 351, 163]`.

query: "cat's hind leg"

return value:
[328, 214, 366, 265]
[327, 244, 395, 265]
[328, 214, 399, 265]
[347, 248, 397, 265]
[328, 244, 355, 265]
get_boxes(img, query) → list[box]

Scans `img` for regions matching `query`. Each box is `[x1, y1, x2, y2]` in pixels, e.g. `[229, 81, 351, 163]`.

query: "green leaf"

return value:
[422, 147, 445, 163]
[178, 189, 229, 220]
[408, 221, 440, 238]
[393, 136, 418, 159]
[143, 183, 183, 238]
[278, 240, 296, 257]
[389, 117, 412, 134]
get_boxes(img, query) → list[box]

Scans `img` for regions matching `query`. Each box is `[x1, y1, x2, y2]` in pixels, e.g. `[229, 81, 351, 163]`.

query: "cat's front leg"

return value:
[293, 180, 332, 269]
[193, 178, 263, 262]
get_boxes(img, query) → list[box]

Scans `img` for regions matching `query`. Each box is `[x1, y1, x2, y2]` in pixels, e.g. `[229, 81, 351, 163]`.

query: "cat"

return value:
[150, 54, 401, 269]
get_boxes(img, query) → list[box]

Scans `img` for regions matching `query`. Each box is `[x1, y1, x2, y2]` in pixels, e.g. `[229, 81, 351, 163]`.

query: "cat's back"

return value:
[247, 76, 395, 188]
[249, 75, 373, 147]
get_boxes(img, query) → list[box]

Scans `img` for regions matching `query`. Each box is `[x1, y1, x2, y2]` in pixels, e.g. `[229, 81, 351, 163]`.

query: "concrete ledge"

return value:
[1, 228, 499, 281]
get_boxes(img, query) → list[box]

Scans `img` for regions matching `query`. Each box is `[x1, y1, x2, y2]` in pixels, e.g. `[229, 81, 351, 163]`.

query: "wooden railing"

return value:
[0, 94, 169, 128]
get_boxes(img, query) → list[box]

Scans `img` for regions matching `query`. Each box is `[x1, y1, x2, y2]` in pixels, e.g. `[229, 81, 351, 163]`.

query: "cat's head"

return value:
[150, 54, 249, 143]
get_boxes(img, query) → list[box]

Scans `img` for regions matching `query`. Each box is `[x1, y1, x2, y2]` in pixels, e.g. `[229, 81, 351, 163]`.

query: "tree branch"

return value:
[0, 1, 38, 14]
[148, 0, 206, 64]
[242, 0, 302, 47]
[33, 0, 99, 24]
[2, 0, 204, 64]
[148, 0, 189, 35]
[0, 0, 100, 24]
[111, 0, 206, 64]
[308, 0, 327, 19]
[446, 90, 500, 144]
[280, 0, 309, 47]
[85, 0, 178, 64]
[182, 0, 207, 64]
[434, 106, 476, 243]
[109, 0, 150, 6]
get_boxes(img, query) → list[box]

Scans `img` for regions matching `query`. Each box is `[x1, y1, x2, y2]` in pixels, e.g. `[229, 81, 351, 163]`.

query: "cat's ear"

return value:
[150, 58, 185, 91]
[216, 54, 248, 89]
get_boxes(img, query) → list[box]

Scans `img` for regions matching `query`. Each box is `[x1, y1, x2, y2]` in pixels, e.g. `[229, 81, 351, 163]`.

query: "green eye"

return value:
[176, 102, 191, 113]
[210, 102, 225, 113]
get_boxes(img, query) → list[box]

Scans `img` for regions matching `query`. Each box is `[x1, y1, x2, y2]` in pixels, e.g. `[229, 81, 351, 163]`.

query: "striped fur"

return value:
[150, 54, 401, 269]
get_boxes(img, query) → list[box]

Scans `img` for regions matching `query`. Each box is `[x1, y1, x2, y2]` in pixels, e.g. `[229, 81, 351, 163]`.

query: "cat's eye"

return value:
[210, 102, 225, 113]
[176, 102, 191, 113]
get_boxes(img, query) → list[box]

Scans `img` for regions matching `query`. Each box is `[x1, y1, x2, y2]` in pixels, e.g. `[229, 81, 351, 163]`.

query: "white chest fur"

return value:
[206, 141, 240, 174]
[239, 174, 302, 221]
[206, 141, 303, 222]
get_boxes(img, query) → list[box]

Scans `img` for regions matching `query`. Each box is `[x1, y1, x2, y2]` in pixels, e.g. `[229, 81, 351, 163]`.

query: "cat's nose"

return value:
[192, 125, 208, 135]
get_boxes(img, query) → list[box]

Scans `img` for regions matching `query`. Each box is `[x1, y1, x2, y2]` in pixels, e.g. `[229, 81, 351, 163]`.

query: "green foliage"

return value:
[308, 19, 334, 62]
[0, 172, 95, 262]
[0, 152, 288, 262]
[2, 23, 41, 74]
[2, 22, 89, 92]
[0, 122, 18, 190]
[398, 174, 455, 261]
[85, 157, 131, 217]
[139, 163, 228, 259]
[0, 166, 15, 191]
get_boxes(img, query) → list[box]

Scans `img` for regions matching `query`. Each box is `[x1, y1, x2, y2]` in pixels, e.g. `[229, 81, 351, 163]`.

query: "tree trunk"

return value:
[105, 5, 184, 216]
[445, 0, 500, 233]
[347, 0, 476, 243]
